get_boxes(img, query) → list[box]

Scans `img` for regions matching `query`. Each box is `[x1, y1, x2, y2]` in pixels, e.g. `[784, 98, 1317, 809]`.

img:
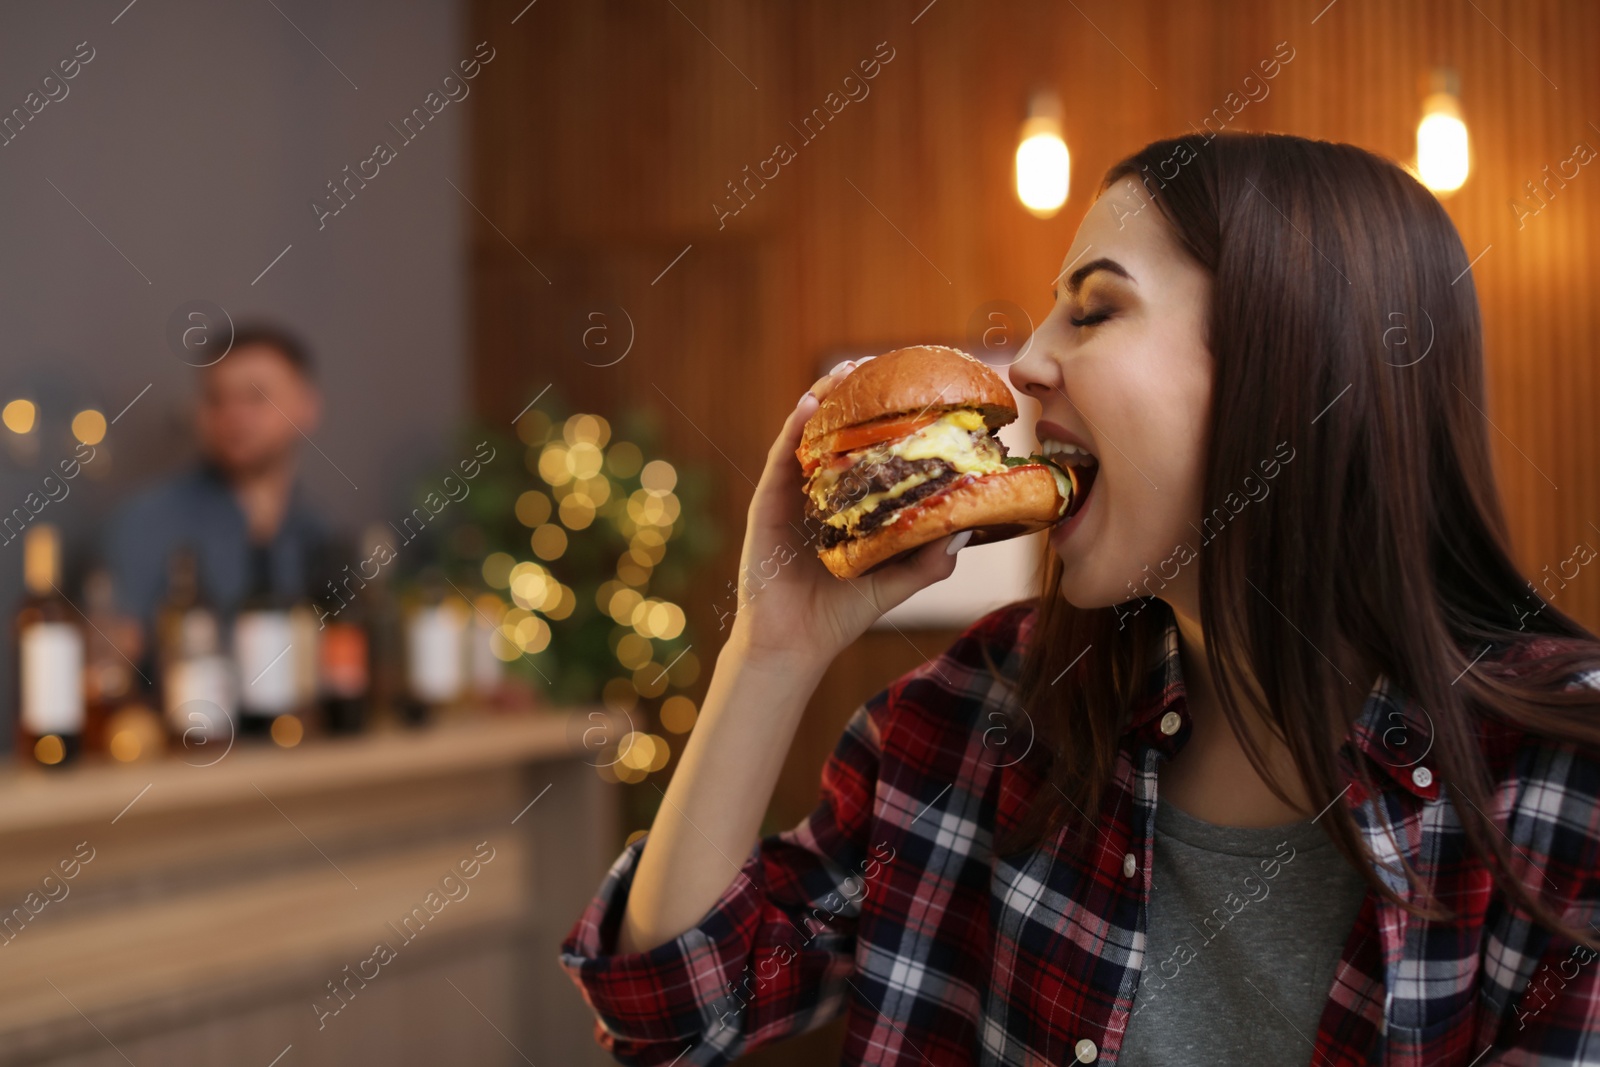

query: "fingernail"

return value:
[797, 391, 817, 408]
[946, 530, 973, 555]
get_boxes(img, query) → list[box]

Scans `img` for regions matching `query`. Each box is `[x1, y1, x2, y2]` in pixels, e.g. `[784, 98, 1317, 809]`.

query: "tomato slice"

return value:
[799, 412, 954, 476]
[824, 412, 941, 455]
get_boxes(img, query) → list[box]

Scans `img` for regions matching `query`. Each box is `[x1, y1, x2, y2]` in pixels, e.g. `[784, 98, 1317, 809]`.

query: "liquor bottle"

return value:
[156, 547, 236, 751]
[398, 567, 468, 726]
[86, 568, 164, 762]
[233, 546, 301, 740]
[289, 592, 319, 741]
[15, 524, 86, 767]
[467, 590, 505, 705]
[358, 526, 405, 730]
[82, 568, 142, 753]
[312, 539, 372, 735]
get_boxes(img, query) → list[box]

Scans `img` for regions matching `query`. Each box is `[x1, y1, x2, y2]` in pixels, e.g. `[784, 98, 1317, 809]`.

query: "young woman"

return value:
[561, 132, 1600, 1066]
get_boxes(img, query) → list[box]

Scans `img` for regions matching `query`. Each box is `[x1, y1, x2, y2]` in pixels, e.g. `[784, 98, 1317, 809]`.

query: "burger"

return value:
[797, 345, 1096, 579]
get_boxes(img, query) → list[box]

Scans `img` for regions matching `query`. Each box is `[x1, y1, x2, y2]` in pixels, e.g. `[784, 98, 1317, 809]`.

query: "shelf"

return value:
[0, 709, 609, 835]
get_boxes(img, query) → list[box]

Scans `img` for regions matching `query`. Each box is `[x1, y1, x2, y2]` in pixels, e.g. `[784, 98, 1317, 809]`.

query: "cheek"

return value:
[1058, 339, 1211, 604]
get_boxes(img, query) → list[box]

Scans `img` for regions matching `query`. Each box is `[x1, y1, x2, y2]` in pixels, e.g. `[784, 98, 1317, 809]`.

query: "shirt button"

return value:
[1412, 766, 1434, 789]
[1122, 852, 1137, 878]
[1159, 711, 1182, 736]
[1075, 1038, 1098, 1062]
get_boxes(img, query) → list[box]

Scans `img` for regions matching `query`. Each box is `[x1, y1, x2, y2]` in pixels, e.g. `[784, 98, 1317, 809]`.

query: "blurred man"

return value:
[107, 324, 330, 627]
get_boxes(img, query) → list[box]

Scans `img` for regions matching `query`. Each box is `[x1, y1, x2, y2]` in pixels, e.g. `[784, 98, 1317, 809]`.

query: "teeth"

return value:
[1039, 439, 1098, 465]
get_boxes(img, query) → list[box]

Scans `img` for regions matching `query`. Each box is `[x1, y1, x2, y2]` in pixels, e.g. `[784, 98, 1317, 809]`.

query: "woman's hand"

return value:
[727, 359, 970, 669]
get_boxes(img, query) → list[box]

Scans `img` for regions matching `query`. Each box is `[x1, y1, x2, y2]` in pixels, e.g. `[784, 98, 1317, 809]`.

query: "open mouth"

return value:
[1039, 441, 1098, 521]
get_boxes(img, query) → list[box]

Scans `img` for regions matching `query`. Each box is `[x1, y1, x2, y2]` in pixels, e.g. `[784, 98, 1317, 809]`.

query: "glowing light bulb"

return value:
[1416, 71, 1468, 196]
[1015, 91, 1070, 218]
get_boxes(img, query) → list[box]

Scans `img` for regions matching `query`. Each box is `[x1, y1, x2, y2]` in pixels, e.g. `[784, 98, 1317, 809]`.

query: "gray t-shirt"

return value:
[1117, 799, 1369, 1066]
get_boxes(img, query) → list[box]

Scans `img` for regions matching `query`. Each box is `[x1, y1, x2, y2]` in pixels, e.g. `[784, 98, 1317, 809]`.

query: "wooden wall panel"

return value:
[468, 4, 1600, 1056]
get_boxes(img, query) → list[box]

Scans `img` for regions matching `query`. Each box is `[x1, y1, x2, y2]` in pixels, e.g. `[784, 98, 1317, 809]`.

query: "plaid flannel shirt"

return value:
[561, 601, 1600, 1065]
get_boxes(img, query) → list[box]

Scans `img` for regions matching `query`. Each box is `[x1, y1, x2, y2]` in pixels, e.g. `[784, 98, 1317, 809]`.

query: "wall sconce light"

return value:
[1416, 68, 1469, 196]
[1015, 90, 1070, 217]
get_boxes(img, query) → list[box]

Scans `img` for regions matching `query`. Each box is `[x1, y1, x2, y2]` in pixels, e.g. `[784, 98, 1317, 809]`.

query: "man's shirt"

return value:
[562, 601, 1600, 1066]
[106, 464, 328, 627]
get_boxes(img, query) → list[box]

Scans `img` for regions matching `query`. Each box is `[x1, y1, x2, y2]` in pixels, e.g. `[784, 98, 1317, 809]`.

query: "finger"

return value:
[865, 532, 964, 608]
[807, 354, 876, 402]
[752, 395, 819, 515]
[764, 390, 819, 474]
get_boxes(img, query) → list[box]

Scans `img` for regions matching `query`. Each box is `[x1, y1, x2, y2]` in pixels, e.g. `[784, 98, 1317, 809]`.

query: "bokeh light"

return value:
[564, 413, 611, 447]
[33, 734, 64, 764]
[514, 408, 552, 446]
[666, 649, 700, 687]
[559, 494, 596, 530]
[482, 551, 515, 588]
[531, 524, 568, 560]
[271, 714, 304, 747]
[640, 459, 677, 492]
[3, 399, 37, 435]
[607, 586, 643, 625]
[72, 409, 107, 445]
[632, 663, 669, 698]
[618, 731, 656, 771]
[617, 555, 651, 586]
[614, 632, 653, 669]
[661, 695, 698, 734]
[606, 441, 643, 478]
[545, 584, 576, 620]
[602, 676, 639, 714]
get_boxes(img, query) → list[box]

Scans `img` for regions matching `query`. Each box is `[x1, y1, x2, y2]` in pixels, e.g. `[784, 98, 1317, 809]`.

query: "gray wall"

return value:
[0, 0, 470, 717]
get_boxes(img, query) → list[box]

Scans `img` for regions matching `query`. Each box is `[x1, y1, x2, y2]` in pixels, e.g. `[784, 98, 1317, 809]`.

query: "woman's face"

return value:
[1009, 178, 1214, 616]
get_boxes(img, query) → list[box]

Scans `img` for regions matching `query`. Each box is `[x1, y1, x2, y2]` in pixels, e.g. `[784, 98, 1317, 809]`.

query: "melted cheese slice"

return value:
[812, 410, 1009, 530]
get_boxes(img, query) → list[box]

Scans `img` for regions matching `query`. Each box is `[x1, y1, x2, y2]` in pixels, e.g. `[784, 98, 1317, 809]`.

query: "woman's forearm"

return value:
[616, 633, 827, 955]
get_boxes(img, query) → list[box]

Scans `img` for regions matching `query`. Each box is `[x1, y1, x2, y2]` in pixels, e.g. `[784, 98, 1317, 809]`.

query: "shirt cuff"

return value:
[559, 832, 766, 1048]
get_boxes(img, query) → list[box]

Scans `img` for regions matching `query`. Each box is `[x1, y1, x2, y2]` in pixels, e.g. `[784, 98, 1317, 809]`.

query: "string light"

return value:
[506, 412, 700, 789]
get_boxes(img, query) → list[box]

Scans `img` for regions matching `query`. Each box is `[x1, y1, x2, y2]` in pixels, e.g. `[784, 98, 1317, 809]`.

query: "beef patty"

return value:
[806, 455, 960, 549]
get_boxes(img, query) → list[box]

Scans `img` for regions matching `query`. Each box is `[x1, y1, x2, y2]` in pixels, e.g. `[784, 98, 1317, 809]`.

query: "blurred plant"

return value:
[404, 395, 717, 790]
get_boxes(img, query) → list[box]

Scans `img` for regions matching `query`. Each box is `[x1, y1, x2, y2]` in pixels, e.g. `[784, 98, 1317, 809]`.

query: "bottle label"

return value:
[406, 605, 465, 704]
[179, 608, 220, 656]
[319, 624, 370, 698]
[235, 610, 297, 714]
[21, 622, 86, 734]
[166, 655, 237, 738]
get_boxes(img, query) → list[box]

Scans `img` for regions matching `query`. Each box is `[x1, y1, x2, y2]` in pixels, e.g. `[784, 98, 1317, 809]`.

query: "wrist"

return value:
[722, 622, 833, 682]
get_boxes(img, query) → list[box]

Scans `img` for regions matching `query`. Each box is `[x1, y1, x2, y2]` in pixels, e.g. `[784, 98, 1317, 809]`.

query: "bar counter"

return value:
[0, 712, 619, 1066]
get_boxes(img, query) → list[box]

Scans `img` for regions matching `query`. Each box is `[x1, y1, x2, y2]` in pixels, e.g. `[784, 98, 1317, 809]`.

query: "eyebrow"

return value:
[1056, 257, 1135, 296]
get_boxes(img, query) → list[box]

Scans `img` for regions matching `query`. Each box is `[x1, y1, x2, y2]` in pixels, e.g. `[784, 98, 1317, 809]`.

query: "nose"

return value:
[1008, 327, 1059, 401]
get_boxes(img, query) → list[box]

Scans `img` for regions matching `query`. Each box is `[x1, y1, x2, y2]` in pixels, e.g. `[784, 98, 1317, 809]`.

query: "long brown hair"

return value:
[1001, 132, 1600, 944]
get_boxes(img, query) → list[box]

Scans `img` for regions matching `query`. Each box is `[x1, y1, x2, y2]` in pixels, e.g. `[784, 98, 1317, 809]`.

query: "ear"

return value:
[299, 381, 323, 436]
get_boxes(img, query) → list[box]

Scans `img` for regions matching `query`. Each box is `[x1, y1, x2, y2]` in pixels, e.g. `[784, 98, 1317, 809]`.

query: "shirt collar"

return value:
[1123, 606, 1442, 803]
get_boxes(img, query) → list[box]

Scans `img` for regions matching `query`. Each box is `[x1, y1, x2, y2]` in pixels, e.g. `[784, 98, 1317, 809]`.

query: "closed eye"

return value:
[1070, 310, 1111, 328]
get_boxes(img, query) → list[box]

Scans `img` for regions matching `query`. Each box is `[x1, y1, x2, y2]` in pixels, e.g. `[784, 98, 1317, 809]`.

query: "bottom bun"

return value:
[817, 464, 1069, 580]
